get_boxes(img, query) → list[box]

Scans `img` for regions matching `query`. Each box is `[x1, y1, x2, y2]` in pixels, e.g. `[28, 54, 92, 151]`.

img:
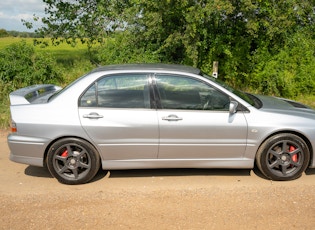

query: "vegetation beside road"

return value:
[1, 0, 315, 128]
[0, 38, 94, 128]
[1, 33, 315, 129]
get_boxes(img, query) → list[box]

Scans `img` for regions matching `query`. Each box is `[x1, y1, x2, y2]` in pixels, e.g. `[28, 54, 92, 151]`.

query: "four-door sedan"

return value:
[7, 64, 315, 184]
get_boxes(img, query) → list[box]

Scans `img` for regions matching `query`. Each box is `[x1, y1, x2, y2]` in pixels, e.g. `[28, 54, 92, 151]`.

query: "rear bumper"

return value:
[10, 154, 44, 167]
[7, 134, 50, 167]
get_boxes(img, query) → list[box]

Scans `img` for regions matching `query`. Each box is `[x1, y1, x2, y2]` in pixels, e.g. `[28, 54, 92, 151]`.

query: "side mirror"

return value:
[229, 101, 238, 114]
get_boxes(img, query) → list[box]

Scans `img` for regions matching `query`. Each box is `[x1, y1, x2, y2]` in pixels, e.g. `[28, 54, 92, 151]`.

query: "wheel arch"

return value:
[255, 130, 313, 167]
[43, 135, 100, 168]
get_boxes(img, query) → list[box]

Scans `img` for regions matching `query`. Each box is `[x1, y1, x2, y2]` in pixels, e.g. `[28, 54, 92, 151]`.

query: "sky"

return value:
[0, 0, 46, 32]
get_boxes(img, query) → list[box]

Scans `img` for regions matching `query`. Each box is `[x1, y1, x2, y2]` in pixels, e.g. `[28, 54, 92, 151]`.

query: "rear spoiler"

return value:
[9, 84, 62, 105]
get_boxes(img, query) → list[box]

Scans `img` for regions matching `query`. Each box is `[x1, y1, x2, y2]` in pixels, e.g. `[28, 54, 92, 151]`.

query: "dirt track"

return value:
[1, 130, 315, 230]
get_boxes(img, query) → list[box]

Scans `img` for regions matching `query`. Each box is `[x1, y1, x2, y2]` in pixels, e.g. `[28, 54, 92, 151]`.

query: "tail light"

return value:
[10, 120, 17, 133]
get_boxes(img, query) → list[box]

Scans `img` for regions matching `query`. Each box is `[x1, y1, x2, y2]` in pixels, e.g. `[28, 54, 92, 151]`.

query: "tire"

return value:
[47, 138, 100, 185]
[256, 133, 310, 181]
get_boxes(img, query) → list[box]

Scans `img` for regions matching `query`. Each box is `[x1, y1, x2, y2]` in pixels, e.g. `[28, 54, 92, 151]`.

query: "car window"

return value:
[202, 73, 257, 107]
[155, 74, 230, 111]
[80, 74, 150, 108]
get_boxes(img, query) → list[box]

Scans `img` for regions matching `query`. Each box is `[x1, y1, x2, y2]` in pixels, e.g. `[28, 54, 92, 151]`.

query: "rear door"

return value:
[79, 73, 159, 161]
[154, 74, 248, 159]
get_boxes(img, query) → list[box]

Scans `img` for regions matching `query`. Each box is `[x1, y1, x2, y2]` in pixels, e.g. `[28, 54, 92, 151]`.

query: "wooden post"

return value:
[212, 61, 218, 78]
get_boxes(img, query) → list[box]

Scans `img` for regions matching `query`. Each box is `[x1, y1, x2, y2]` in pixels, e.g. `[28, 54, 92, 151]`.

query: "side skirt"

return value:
[101, 158, 254, 170]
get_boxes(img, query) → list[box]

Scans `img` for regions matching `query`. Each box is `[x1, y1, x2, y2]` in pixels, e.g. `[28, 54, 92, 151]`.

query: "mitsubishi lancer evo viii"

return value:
[8, 64, 315, 184]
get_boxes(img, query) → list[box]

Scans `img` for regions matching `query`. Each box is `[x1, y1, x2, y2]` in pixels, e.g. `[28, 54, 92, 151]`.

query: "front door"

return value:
[154, 74, 248, 159]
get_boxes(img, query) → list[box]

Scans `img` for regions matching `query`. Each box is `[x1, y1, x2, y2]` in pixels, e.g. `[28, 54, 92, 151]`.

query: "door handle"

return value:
[162, 114, 183, 121]
[83, 113, 104, 119]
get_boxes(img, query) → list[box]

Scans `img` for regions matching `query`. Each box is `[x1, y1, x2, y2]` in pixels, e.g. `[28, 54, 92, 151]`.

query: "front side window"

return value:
[155, 75, 230, 111]
[80, 74, 150, 108]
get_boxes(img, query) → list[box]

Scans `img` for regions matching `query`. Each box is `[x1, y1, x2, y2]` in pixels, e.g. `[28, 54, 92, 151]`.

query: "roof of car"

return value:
[91, 63, 201, 75]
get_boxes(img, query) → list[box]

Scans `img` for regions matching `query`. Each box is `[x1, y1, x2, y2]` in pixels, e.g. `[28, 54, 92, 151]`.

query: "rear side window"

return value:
[80, 74, 150, 108]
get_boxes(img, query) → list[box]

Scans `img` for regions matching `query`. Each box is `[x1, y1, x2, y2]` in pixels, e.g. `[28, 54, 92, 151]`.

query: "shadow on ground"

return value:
[24, 165, 251, 180]
[24, 165, 315, 183]
[106, 168, 251, 178]
[24, 166, 53, 178]
[305, 168, 315, 175]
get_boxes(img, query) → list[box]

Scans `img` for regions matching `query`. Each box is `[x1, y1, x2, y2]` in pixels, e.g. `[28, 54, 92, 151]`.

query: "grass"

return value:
[296, 95, 315, 109]
[0, 37, 31, 49]
[0, 37, 88, 51]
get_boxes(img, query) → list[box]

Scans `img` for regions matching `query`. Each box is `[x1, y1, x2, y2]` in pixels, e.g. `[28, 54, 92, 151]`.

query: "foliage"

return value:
[7, 31, 42, 38]
[94, 32, 161, 65]
[0, 41, 63, 128]
[123, 0, 315, 90]
[2, 0, 314, 128]
[24, 0, 129, 50]
[0, 40, 62, 87]
[29, 0, 314, 96]
[249, 33, 315, 97]
[0, 29, 9, 38]
[0, 29, 42, 38]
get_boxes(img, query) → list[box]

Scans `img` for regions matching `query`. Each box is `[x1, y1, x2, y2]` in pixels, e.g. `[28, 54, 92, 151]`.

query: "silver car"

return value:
[8, 64, 315, 184]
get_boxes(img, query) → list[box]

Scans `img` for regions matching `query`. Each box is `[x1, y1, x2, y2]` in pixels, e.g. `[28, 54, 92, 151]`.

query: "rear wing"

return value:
[9, 84, 62, 105]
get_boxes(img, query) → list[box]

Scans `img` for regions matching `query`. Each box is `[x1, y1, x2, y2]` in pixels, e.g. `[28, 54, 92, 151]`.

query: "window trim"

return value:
[79, 73, 154, 109]
[152, 73, 232, 111]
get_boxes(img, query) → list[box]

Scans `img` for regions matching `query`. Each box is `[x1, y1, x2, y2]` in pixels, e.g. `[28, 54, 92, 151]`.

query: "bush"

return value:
[249, 34, 315, 98]
[0, 40, 62, 87]
[0, 40, 63, 128]
[94, 32, 161, 65]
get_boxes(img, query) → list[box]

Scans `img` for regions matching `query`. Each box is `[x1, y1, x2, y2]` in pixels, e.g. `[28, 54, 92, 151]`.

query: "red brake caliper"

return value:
[290, 146, 298, 162]
[61, 150, 68, 157]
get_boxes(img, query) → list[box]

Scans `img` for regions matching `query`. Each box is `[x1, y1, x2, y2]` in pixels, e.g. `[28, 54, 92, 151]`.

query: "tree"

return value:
[25, 0, 315, 96]
[249, 32, 315, 97]
[0, 29, 9, 37]
[24, 0, 129, 50]
[123, 0, 315, 73]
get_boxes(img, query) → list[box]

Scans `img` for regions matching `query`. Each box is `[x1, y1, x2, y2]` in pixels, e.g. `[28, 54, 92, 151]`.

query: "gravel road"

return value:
[1, 131, 315, 230]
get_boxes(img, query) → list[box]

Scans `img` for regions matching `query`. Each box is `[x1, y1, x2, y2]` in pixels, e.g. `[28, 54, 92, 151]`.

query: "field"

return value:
[0, 37, 88, 54]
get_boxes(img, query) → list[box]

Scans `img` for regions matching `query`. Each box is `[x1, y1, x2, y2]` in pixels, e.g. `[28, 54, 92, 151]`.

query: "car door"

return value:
[154, 74, 248, 159]
[79, 73, 159, 161]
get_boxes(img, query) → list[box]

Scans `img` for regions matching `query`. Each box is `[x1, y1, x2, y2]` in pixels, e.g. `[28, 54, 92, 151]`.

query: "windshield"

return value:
[202, 73, 257, 107]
